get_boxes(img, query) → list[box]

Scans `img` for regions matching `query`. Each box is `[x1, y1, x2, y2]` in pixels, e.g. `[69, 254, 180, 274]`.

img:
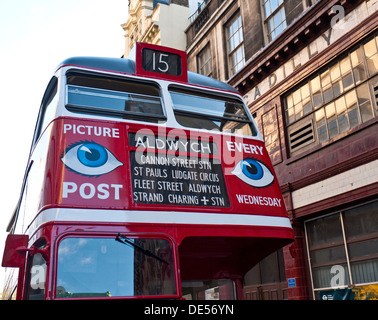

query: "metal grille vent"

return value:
[374, 83, 378, 109]
[289, 121, 314, 152]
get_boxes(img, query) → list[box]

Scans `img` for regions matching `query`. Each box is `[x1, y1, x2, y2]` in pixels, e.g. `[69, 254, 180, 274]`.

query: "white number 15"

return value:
[152, 52, 169, 73]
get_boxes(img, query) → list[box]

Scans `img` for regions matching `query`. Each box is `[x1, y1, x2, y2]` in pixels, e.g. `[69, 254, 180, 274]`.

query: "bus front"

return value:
[2, 43, 293, 300]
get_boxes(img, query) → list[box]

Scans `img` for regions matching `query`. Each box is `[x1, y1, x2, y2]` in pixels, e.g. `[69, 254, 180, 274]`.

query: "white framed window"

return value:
[305, 201, 378, 299]
[226, 14, 245, 77]
[263, 0, 287, 42]
[197, 44, 212, 77]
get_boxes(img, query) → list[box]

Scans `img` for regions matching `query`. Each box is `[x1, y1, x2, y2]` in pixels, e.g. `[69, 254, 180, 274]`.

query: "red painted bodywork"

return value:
[41, 117, 289, 219]
[4, 44, 293, 299]
[19, 116, 293, 299]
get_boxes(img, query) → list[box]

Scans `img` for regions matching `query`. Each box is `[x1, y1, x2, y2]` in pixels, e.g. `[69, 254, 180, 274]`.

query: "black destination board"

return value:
[142, 48, 182, 77]
[130, 151, 229, 207]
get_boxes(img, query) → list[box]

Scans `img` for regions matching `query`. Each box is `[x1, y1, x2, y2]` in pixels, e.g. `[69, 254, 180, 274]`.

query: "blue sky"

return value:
[0, 0, 129, 294]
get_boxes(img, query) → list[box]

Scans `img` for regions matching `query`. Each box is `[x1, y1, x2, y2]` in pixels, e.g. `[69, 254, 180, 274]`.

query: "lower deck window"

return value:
[56, 236, 176, 298]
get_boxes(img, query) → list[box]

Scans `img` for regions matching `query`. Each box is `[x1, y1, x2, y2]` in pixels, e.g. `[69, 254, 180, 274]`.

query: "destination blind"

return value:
[129, 132, 229, 207]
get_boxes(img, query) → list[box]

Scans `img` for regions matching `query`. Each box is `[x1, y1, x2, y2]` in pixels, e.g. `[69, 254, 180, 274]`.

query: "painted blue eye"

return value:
[241, 159, 264, 181]
[61, 141, 123, 176]
[232, 158, 274, 188]
[77, 143, 108, 167]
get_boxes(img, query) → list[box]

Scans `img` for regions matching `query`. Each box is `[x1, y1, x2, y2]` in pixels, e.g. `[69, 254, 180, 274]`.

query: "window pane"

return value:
[303, 98, 312, 116]
[311, 76, 323, 108]
[315, 108, 325, 125]
[353, 64, 367, 84]
[312, 264, 350, 289]
[328, 119, 338, 139]
[336, 97, 349, 133]
[66, 74, 164, 122]
[321, 70, 331, 86]
[367, 53, 378, 75]
[310, 246, 347, 266]
[340, 56, 352, 75]
[356, 83, 373, 122]
[260, 251, 281, 284]
[227, 14, 244, 76]
[335, 96, 346, 114]
[330, 63, 341, 82]
[264, 1, 271, 17]
[323, 84, 333, 103]
[363, 38, 377, 58]
[57, 237, 176, 298]
[325, 102, 336, 119]
[301, 83, 310, 99]
[28, 253, 47, 300]
[345, 90, 357, 109]
[170, 88, 255, 135]
[348, 107, 360, 128]
[342, 72, 354, 91]
[348, 239, 378, 260]
[307, 214, 343, 248]
[287, 106, 295, 124]
[360, 102, 374, 122]
[294, 102, 303, 120]
[350, 48, 364, 67]
[293, 88, 301, 104]
[350, 259, 378, 284]
[317, 124, 328, 142]
[343, 201, 378, 238]
[271, 0, 279, 12]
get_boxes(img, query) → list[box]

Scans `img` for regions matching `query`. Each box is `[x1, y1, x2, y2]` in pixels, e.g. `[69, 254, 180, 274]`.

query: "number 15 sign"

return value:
[135, 42, 188, 82]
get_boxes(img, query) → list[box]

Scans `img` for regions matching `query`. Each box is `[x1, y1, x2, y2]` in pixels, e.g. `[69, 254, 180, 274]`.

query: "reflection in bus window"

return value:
[65, 73, 166, 123]
[182, 279, 235, 300]
[169, 87, 256, 136]
[56, 237, 176, 298]
[27, 252, 47, 300]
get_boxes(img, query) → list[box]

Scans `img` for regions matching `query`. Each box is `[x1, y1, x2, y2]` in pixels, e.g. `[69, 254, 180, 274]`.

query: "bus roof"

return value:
[57, 56, 239, 94]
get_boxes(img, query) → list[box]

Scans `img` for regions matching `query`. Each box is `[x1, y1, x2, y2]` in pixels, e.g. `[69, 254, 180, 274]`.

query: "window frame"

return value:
[262, 0, 287, 42]
[24, 239, 48, 300]
[283, 34, 378, 155]
[169, 85, 257, 136]
[197, 43, 213, 77]
[32, 76, 58, 147]
[53, 232, 179, 299]
[64, 71, 167, 123]
[225, 13, 245, 78]
[305, 200, 378, 299]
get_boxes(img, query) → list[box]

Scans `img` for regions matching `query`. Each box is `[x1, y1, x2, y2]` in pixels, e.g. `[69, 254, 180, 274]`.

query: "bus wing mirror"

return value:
[2, 234, 29, 268]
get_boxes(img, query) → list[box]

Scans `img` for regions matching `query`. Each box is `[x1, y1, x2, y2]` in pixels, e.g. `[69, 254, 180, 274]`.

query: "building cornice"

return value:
[228, 0, 365, 95]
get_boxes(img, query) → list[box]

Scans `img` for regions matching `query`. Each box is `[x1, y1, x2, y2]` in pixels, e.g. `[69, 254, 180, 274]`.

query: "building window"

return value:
[305, 201, 378, 299]
[284, 33, 378, 154]
[197, 44, 212, 77]
[263, 0, 287, 42]
[226, 14, 245, 77]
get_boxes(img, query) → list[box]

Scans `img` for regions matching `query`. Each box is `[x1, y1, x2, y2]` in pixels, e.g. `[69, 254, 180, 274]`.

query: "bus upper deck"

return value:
[2, 43, 293, 300]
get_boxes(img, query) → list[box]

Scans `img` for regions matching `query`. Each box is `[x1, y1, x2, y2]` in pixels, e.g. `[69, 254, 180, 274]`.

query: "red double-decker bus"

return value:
[2, 43, 293, 300]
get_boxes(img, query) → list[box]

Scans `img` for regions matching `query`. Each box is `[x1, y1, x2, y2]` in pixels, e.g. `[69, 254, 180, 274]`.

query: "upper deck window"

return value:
[169, 87, 256, 136]
[66, 73, 165, 123]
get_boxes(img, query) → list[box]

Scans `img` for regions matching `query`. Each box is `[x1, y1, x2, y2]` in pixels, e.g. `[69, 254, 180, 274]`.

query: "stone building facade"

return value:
[186, 0, 378, 300]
